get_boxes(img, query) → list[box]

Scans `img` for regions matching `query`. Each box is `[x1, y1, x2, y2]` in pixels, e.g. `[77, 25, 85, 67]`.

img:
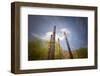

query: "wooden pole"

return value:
[64, 32, 73, 59]
[58, 38, 60, 57]
[48, 26, 56, 59]
[58, 38, 62, 58]
[51, 26, 56, 59]
[48, 35, 53, 59]
[58, 38, 64, 58]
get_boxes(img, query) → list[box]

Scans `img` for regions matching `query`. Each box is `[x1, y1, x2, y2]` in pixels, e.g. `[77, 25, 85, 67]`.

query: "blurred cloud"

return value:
[60, 28, 71, 35]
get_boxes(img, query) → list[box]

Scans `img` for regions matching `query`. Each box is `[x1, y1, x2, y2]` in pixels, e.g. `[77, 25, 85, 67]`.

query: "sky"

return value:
[28, 15, 88, 51]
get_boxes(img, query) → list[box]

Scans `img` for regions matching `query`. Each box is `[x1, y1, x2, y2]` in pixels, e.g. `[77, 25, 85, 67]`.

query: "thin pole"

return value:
[58, 38, 63, 58]
[51, 26, 56, 59]
[58, 38, 64, 58]
[48, 26, 56, 59]
[64, 32, 73, 59]
[48, 35, 53, 59]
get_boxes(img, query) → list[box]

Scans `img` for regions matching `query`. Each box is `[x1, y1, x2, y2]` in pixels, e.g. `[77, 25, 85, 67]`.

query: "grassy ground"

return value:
[62, 48, 88, 59]
[28, 37, 88, 60]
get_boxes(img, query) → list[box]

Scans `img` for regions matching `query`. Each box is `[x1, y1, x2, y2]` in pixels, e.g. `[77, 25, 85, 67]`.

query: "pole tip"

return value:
[64, 32, 66, 35]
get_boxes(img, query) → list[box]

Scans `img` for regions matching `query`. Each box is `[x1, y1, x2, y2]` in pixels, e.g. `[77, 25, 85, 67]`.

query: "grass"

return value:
[28, 37, 88, 60]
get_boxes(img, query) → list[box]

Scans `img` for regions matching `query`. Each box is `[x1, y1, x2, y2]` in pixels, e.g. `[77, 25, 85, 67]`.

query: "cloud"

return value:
[42, 32, 53, 41]
[31, 32, 40, 38]
[42, 31, 65, 41]
[56, 33, 64, 41]
[31, 28, 71, 42]
[60, 28, 70, 34]
[46, 32, 53, 36]
[31, 32, 53, 41]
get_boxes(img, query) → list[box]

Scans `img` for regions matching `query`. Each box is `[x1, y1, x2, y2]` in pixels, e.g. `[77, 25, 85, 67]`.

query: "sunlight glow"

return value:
[46, 32, 53, 36]
[60, 28, 70, 35]
[32, 28, 71, 42]
[43, 28, 71, 41]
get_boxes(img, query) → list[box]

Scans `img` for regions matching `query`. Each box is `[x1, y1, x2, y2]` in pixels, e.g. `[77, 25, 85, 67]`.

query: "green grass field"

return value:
[28, 37, 88, 60]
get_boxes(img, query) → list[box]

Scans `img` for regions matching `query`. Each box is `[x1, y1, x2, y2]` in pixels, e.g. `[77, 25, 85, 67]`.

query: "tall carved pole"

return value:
[51, 26, 56, 59]
[58, 38, 63, 58]
[48, 26, 56, 59]
[64, 32, 73, 59]
[48, 35, 53, 59]
[58, 38, 61, 57]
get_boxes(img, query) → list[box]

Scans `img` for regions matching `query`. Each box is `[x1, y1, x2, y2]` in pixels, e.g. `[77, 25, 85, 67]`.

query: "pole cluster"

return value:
[48, 26, 56, 59]
[48, 26, 73, 59]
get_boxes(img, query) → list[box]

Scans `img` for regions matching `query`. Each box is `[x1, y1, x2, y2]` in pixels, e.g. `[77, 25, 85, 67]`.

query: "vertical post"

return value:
[64, 32, 73, 59]
[58, 38, 60, 57]
[48, 26, 56, 59]
[48, 35, 53, 59]
[58, 38, 62, 58]
[51, 26, 56, 59]
[58, 38, 64, 58]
